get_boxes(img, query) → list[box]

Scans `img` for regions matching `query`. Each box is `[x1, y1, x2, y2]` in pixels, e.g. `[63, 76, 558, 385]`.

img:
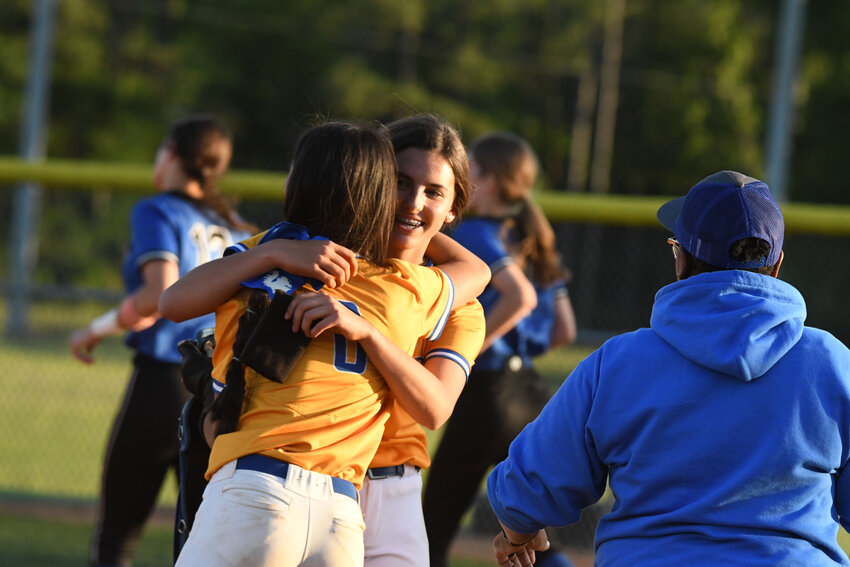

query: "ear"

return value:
[674, 250, 688, 281]
[770, 250, 784, 278]
[445, 210, 456, 223]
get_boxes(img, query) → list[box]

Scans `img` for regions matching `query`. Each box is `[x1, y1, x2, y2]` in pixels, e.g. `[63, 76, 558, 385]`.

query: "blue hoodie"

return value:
[487, 270, 850, 566]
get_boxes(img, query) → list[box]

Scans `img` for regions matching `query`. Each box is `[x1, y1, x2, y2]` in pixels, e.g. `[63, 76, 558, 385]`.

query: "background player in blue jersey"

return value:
[423, 131, 577, 567]
[69, 115, 254, 567]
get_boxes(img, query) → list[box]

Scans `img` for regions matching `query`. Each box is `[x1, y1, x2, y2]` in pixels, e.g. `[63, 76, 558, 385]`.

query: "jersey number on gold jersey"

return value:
[333, 301, 367, 374]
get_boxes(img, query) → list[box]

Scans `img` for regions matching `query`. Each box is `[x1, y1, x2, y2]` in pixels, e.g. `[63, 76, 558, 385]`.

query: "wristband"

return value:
[88, 308, 121, 338]
[501, 528, 536, 547]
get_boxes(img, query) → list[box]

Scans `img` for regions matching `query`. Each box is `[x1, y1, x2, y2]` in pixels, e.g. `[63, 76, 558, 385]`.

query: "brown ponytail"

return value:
[509, 199, 570, 287]
[168, 115, 257, 233]
[470, 132, 569, 287]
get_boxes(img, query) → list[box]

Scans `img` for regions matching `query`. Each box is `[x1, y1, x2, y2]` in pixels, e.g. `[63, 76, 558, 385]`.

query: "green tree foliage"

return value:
[3, 0, 850, 288]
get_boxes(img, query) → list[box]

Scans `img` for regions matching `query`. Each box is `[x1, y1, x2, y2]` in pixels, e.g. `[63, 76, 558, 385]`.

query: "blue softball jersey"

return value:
[122, 192, 249, 363]
[451, 217, 566, 371]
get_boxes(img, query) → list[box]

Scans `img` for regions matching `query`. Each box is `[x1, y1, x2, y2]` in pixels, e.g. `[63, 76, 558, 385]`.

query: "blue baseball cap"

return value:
[656, 170, 784, 269]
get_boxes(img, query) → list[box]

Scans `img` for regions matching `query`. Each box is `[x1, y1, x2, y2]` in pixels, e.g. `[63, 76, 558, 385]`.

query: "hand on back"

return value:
[285, 290, 374, 342]
[260, 239, 358, 290]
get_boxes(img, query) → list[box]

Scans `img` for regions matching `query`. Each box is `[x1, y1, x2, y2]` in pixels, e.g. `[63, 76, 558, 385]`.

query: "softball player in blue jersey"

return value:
[69, 115, 253, 567]
[423, 132, 577, 567]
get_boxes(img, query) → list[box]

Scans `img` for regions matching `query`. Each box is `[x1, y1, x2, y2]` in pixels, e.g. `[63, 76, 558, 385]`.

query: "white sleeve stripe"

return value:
[226, 242, 249, 255]
[489, 256, 514, 274]
[212, 379, 225, 394]
[426, 272, 454, 341]
[424, 348, 471, 379]
[136, 250, 179, 266]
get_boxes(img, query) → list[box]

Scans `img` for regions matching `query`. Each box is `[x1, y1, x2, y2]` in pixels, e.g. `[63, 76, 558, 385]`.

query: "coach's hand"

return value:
[492, 526, 549, 567]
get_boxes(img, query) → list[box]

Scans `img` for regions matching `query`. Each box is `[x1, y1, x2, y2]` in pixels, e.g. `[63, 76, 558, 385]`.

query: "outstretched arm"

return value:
[159, 238, 358, 322]
[70, 259, 174, 363]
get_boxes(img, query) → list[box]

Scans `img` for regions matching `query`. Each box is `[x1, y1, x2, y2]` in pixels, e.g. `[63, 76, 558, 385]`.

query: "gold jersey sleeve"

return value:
[370, 299, 486, 469]
[206, 246, 454, 489]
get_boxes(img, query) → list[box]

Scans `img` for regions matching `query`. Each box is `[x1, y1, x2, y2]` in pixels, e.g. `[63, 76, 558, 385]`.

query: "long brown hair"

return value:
[209, 120, 398, 431]
[283, 120, 397, 266]
[387, 114, 470, 221]
[470, 132, 568, 286]
[168, 114, 256, 232]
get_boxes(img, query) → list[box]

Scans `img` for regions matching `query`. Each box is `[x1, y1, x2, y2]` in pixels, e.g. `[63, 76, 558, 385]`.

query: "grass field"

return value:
[6, 300, 848, 565]
[0, 299, 592, 565]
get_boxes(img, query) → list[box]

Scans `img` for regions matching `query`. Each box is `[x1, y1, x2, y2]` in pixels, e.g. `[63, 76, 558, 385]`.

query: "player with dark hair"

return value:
[423, 131, 577, 567]
[69, 115, 253, 567]
[165, 119, 489, 566]
[161, 114, 488, 566]
[487, 171, 850, 567]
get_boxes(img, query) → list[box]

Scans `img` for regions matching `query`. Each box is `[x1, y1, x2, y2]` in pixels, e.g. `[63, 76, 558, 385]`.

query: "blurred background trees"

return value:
[5, 0, 847, 198]
[2, 0, 849, 291]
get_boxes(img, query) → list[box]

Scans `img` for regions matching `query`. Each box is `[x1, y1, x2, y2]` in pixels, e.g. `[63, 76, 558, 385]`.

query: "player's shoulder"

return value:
[357, 257, 442, 280]
[451, 217, 500, 241]
[133, 191, 199, 219]
[353, 259, 448, 306]
[449, 299, 484, 321]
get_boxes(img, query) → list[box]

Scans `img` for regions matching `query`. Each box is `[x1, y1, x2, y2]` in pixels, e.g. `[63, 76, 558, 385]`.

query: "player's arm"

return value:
[287, 293, 480, 429]
[356, 328, 464, 429]
[480, 262, 537, 352]
[70, 259, 176, 364]
[159, 238, 358, 322]
[425, 232, 490, 308]
[550, 288, 577, 348]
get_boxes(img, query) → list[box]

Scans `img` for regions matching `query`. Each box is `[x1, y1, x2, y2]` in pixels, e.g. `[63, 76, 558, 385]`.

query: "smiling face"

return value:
[389, 147, 457, 264]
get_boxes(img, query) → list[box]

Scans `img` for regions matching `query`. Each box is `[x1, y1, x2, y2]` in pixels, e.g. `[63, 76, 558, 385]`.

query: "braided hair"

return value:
[208, 289, 270, 435]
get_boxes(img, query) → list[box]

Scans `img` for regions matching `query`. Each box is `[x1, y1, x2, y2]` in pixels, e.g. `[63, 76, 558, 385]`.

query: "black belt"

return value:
[236, 454, 357, 501]
[366, 464, 420, 480]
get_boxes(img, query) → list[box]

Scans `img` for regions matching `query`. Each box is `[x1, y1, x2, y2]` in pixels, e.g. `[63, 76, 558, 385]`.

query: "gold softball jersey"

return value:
[206, 258, 455, 489]
[369, 299, 485, 469]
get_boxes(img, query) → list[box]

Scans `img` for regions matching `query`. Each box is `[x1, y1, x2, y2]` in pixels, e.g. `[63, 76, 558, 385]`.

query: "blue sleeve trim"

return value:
[426, 272, 454, 341]
[212, 378, 225, 394]
[424, 348, 471, 381]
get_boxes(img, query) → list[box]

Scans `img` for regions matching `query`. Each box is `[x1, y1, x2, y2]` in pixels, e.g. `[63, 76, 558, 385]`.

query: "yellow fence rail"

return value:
[2, 156, 849, 235]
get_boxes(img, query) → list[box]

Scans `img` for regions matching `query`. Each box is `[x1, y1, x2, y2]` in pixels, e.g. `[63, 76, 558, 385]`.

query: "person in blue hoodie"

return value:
[486, 170, 850, 567]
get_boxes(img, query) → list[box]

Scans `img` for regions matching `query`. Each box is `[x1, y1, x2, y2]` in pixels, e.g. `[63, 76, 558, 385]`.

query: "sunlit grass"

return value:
[0, 300, 177, 503]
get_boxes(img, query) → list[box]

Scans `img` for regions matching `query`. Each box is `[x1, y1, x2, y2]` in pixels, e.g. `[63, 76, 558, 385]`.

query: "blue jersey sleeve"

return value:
[129, 198, 180, 267]
[451, 219, 512, 273]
